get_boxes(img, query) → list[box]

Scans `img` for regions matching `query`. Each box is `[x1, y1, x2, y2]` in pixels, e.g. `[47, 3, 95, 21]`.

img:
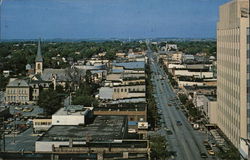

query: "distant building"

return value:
[182, 54, 195, 63]
[4, 78, 30, 104]
[99, 85, 146, 100]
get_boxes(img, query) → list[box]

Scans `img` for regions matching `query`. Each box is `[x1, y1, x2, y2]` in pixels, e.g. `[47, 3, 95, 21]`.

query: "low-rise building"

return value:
[99, 85, 146, 100]
[33, 118, 52, 133]
[192, 94, 217, 124]
[5, 78, 30, 104]
[36, 115, 127, 152]
[52, 105, 92, 126]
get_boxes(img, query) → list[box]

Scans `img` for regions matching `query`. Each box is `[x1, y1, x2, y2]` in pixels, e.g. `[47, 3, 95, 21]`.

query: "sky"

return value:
[1, 0, 230, 40]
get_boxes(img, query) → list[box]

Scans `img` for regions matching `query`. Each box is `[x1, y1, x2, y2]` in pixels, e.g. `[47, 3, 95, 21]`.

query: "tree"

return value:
[38, 89, 63, 116]
[85, 70, 92, 84]
[72, 95, 98, 106]
[105, 50, 116, 60]
[150, 134, 169, 159]
[0, 74, 8, 90]
[178, 93, 188, 104]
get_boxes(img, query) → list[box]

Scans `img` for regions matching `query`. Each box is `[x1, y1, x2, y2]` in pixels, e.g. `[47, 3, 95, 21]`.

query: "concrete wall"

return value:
[52, 115, 85, 125]
[178, 81, 204, 87]
[33, 119, 52, 133]
[113, 85, 145, 100]
[35, 141, 85, 152]
[94, 110, 147, 122]
[208, 101, 217, 124]
[5, 87, 30, 104]
[175, 70, 213, 78]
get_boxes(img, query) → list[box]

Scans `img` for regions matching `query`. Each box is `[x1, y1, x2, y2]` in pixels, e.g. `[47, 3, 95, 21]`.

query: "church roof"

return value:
[35, 40, 43, 62]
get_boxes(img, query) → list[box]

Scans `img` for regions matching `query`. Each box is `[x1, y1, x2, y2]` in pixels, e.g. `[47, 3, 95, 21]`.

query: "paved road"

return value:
[147, 48, 215, 160]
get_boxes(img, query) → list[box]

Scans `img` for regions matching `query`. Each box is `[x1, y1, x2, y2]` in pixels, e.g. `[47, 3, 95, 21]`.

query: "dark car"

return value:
[166, 129, 173, 135]
[200, 153, 208, 158]
[176, 121, 182, 126]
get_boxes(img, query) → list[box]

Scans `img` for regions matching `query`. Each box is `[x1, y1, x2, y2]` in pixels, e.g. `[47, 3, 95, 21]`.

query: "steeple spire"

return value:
[35, 38, 43, 74]
[35, 39, 43, 62]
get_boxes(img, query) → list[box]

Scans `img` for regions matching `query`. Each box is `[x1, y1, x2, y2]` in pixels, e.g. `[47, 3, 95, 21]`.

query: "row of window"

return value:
[7, 89, 28, 94]
[6, 96, 28, 101]
[114, 88, 145, 92]
[217, 109, 239, 143]
[34, 122, 51, 126]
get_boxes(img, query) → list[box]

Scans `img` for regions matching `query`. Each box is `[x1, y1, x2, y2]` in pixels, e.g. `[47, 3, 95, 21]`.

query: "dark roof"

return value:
[7, 79, 29, 87]
[35, 40, 43, 62]
[38, 115, 127, 142]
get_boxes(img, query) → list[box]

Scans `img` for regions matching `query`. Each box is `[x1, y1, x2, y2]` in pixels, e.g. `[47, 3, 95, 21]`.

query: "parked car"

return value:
[176, 121, 182, 126]
[23, 107, 33, 112]
[14, 106, 23, 111]
[166, 129, 173, 135]
[200, 152, 208, 158]
[207, 149, 215, 155]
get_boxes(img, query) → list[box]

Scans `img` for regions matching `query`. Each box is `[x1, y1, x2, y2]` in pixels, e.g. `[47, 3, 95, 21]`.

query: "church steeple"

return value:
[35, 39, 43, 74]
[35, 40, 43, 62]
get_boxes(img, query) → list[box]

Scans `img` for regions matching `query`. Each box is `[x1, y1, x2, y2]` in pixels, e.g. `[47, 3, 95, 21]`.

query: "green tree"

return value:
[85, 70, 92, 84]
[38, 89, 63, 116]
[0, 74, 9, 90]
[150, 134, 169, 159]
[72, 95, 98, 106]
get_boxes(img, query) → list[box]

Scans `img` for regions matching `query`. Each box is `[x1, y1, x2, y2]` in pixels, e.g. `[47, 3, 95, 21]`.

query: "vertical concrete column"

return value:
[97, 153, 103, 160]
[123, 152, 129, 158]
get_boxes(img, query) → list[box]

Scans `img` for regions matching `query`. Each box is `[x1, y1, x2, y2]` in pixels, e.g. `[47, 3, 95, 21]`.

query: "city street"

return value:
[148, 49, 214, 160]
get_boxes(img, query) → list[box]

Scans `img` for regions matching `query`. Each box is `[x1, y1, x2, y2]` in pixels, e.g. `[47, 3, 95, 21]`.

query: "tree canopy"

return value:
[38, 88, 63, 116]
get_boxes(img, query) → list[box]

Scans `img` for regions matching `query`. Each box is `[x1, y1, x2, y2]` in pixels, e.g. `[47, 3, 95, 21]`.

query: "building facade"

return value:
[5, 79, 30, 104]
[217, 0, 249, 158]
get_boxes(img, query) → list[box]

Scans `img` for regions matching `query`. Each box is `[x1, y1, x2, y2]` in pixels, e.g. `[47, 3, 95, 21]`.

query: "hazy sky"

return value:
[2, 0, 230, 39]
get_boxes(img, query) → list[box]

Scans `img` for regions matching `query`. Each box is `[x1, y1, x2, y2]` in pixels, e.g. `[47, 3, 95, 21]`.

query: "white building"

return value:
[52, 105, 92, 126]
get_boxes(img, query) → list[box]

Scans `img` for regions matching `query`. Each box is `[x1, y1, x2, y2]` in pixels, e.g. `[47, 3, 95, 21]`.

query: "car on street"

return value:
[207, 149, 215, 155]
[200, 152, 208, 158]
[176, 121, 182, 126]
[166, 129, 173, 135]
[15, 106, 23, 111]
[211, 142, 216, 147]
[23, 107, 33, 112]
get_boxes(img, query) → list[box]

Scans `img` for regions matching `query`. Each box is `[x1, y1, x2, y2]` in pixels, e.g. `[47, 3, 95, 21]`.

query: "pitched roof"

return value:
[7, 79, 29, 87]
[35, 40, 43, 62]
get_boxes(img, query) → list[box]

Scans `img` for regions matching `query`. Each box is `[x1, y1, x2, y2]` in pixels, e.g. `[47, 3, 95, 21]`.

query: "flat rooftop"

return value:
[53, 105, 89, 116]
[103, 103, 146, 108]
[94, 106, 146, 112]
[110, 98, 146, 104]
[184, 86, 216, 90]
[38, 115, 127, 142]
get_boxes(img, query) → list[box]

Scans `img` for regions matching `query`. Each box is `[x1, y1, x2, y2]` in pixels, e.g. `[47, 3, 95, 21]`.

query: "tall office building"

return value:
[217, 0, 249, 158]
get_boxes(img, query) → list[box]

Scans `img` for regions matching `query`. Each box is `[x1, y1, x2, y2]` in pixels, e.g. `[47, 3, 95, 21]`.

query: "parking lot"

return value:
[1, 104, 44, 151]
[4, 127, 38, 151]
